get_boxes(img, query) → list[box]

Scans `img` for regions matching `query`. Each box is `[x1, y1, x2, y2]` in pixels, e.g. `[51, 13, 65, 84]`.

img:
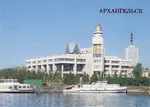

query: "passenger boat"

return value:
[63, 81, 127, 93]
[0, 79, 36, 93]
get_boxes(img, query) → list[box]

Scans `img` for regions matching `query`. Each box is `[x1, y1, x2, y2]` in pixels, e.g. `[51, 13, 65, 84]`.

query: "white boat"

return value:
[63, 81, 127, 93]
[0, 79, 36, 93]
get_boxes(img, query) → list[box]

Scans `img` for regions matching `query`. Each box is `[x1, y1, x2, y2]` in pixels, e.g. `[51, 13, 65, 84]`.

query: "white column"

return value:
[61, 64, 64, 78]
[47, 64, 49, 74]
[35, 65, 38, 73]
[118, 61, 121, 76]
[52, 57, 56, 73]
[52, 64, 56, 72]
[74, 64, 77, 75]
[41, 65, 45, 72]
[31, 65, 33, 71]
[73, 56, 77, 75]
[109, 60, 112, 76]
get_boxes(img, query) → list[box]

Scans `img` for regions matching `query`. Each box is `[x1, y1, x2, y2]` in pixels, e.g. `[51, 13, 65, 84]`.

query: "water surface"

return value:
[0, 93, 149, 107]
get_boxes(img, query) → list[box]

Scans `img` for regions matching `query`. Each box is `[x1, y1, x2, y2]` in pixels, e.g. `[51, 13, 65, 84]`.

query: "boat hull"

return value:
[63, 81, 127, 93]
[0, 89, 35, 93]
[0, 91, 35, 93]
[63, 88, 127, 93]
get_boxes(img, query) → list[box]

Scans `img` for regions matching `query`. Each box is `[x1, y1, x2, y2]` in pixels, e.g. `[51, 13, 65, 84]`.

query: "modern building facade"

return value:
[26, 24, 134, 77]
[125, 32, 139, 66]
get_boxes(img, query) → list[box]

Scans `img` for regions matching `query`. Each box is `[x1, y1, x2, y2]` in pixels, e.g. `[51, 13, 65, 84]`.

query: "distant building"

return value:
[26, 24, 133, 77]
[142, 68, 150, 78]
[125, 32, 139, 66]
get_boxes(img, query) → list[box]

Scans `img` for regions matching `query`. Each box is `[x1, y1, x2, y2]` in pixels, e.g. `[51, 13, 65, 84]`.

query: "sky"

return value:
[0, 0, 149, 68]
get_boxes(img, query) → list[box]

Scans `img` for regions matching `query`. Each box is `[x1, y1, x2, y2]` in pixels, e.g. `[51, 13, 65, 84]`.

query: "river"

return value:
[0, 93, 149, 107]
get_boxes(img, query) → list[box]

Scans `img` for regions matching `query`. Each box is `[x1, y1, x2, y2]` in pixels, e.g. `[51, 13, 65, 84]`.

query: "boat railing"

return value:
[0, 79, 19, 83]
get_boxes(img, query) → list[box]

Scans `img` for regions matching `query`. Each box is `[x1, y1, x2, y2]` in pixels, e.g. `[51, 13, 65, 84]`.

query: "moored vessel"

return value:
[63, 81, 127, 93]
[0, 79, 36, 93]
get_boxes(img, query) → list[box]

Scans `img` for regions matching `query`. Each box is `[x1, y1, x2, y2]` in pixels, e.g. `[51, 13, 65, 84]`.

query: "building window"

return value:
[37, 61, 41, 63]
[93, 44, 102, 54]
[94, 60, 101, 63]
[105, 60, 110, 63]
[27, 62, 31, 64]
[112, 61, 120, 63]
[55, 58, 74, 62]
[77, 59, 85, 62]
[27, 66, 31, 69]
[32, 61, 36, 64]
[112, 65, 119, 68]
[48, 59, 53, 62]
[93, 54, 101, 57]
[94, 65, 100, 69]
[104, 65, 109, 68]
[121, 66, 129, 68]
[43, 60, 47, 63]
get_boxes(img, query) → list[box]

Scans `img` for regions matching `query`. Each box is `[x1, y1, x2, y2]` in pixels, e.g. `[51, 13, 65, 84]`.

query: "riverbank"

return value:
[35, 85, 64, 93]
[127, 86, 149, 94]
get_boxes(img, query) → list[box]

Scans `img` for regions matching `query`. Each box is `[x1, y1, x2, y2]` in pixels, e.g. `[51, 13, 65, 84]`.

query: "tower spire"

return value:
[130, 32, 133, 45]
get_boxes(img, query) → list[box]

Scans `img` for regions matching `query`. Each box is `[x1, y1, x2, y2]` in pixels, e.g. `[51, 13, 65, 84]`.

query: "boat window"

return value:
[13, 80, 18, 83]
[8, 80, 12, 83]
[23, 86, 26, 88]
[19, 86, 21, 88]
[9, 86, 12, 89]
[30, 85, 33, 88]
[0, 80, 4, 83]
[27, 86, 30, 88]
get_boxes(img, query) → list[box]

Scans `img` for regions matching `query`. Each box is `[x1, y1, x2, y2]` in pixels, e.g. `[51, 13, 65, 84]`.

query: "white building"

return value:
[125, 32, 139, 66]
[142, 68, 150, 78]
[26, 24, 134, 77]
[104, 56, 133, 77]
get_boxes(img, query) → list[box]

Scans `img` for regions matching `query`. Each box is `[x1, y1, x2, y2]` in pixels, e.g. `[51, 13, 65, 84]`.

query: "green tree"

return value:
[82, 73, 89, 83]
[63, 73, 75, 85]
[90, 73, 98, 82]
[132, 63, 143, 78]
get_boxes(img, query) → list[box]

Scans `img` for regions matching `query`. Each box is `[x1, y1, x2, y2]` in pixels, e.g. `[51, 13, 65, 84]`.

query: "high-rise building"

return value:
[125, 32, 139, 66]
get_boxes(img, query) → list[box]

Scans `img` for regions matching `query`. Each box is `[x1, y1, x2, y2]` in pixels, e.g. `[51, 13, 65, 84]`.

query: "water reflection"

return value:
[0, 93, 149, 107]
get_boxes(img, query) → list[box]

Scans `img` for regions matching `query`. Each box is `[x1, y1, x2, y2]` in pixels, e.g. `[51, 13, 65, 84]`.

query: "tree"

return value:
[82, 73, 89, 83]
[90, 73, 98, 82]
[132, 63, 143, 78]
[63, 73, 75, 85]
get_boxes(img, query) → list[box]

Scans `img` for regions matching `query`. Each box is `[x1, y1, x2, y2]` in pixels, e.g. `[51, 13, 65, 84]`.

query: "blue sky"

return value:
[0, 0, 149, 68]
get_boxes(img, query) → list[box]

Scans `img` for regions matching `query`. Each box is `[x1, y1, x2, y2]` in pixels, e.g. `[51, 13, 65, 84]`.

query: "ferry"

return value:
[0, 79, 36, 93]
[63, 81, 127, 93]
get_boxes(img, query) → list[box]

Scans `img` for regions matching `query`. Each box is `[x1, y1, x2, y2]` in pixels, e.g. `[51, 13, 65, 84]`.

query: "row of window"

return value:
[77, 59, 86, 62]
[94, 65, 101, 69]
[94, 60, 101, 63]
[55, 58, 75, 62]
[104, 70, 128, 73]
[9, 85, 31, 89]
[105, 60, 120, 63]
[28, 58, 86, 63]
